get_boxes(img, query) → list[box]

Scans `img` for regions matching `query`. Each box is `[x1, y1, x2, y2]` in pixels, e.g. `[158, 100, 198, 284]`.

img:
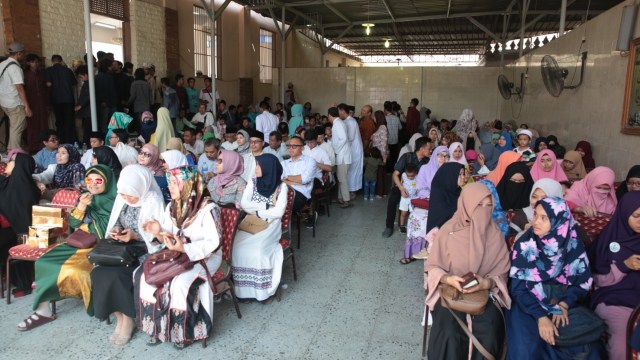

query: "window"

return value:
[259, 29, 274, 84]
[193, 6, 217, 78]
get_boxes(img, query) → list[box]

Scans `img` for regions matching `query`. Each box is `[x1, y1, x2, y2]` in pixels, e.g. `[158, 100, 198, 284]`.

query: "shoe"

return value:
[399, 258, 414, 265]
[16, 312, 56, 331]
[306, 213, 318, 229]
[399, 226, 407, 234]
[382, 228, 393, 237]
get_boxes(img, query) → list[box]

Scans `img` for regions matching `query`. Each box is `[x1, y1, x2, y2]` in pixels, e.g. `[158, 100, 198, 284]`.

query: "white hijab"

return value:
[106, 165, 165, 253]
[161, 150, 188, 170]
[398, 133, 423, 159]
[522, 178, 564, 220]
[448, 142, 468, 166]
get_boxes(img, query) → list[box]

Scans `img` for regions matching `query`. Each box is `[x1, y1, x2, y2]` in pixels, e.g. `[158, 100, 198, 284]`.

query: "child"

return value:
[363, 147, 383, 200]
[399, 163, 419, 234]
[33, 129, 59, 171]
[513, 128, 536, 165]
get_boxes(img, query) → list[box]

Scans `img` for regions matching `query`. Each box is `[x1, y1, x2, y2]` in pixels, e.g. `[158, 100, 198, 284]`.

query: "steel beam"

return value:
[466, 16, 501, 43]
[214, 0, 232, 21]
[324, 1, 351, 24]
[324, 24, 354, 53]
[559, 0, 567, 34]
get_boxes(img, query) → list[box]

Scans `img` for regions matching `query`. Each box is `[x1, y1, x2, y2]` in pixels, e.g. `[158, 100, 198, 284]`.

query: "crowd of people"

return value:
[0, 43, 639, 358]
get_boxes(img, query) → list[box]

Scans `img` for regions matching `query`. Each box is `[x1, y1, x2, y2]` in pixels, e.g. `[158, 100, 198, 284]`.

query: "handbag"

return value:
[66, 229, 97, 249]
[237, 214, 268, 234]
[440, 283, 489, 316]
[87, 239, 148, 267]
[142, 249, 194, 286]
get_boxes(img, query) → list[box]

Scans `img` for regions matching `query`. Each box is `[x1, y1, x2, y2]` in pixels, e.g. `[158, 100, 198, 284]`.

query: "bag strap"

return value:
[0, 61, 18, 80]
[199, 259, 218, 293]
[441, 295, 496, 360]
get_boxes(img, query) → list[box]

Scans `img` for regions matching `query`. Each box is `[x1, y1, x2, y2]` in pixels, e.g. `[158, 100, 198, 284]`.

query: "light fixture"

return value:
[384, 39, 390, 48]
[94, 22, 116, 29]
[362, 23, 375, 35]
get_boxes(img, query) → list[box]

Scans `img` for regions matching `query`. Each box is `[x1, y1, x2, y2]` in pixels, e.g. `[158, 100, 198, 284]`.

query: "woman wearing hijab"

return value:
[478, 179, 510, 236]
[589, 191, 640, 360]
[167, 137, 196, 166]
[574, 140, 595, 171]
[151, 107, 176, 153]
[235, 129, 251, 156]
[137, 143, 165, 176]
[616, 165, 640, 200]
[32, 144, 86, 200]
[17, 165, 117, 331]
[565, 166, 617, 216]
[561, 150, 587, 181]
[485, 151, 521, 185]
[427, 127, 441, 146]
[448, 142, 468, 166]
[496, 162, 534, 211]
[416, 146, 449, 199]
[495, 131, 513, 154]
[288, 104, 303, 137]
[534, 137, 548, 153]
[398, 133, 422, 159]
[509, 178, 564, 238]
[91, 146, 123, 179]
[232, 154, 288, 302]
[371, 111, 389, 196]
[207, 150, 247, 209]
[529, 149, 568, 183]
[424, 183, 511, 359]
[508, 197, 603, 360]
[140, 166, 222, 348]
[0, 154, 41, 291]
[546, 135, 566, 159]
[105, 112, 133, 144]
[454, 108, 476, 140]
[475, 142, 501, 175]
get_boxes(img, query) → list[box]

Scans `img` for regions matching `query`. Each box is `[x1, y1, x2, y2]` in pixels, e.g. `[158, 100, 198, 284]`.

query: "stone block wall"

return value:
[3, 0, 42, 56]
[130, 0, 166, 76]
[39, 0, 85, 64]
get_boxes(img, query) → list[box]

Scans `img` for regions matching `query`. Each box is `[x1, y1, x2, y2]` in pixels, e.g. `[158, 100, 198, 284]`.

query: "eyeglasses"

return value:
[85, 177, 104, 185]
[628, 181, 640, 188]
[286, 144, 303, 148]
[437, 153, 450, 159]
[139, 151, 152, 158]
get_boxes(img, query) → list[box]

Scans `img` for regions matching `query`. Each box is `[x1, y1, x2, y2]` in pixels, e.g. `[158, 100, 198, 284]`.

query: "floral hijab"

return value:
[510, 197, 592, 314]
[167, 166, 210, 229]
[105, 112, 133, 143]
[455, 108, 476, 139]
[53, 144, 86, 188]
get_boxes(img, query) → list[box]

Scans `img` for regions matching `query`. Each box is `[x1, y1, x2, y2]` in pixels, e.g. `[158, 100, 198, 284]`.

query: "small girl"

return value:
[364, 147, 383, 200]
[399, 163, 419, 233]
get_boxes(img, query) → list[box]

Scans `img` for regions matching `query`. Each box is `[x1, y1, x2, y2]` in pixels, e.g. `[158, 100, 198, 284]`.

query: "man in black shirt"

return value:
[45, 54, 77, 143]
[382, 136, 432, 238]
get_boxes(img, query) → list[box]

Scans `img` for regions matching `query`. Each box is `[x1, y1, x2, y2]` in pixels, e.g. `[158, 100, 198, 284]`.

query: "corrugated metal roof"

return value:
[237, 0, 623, 58]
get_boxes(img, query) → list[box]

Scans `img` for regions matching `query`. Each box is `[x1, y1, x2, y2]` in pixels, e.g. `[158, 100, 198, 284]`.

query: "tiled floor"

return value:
[0, 196, 426, 359]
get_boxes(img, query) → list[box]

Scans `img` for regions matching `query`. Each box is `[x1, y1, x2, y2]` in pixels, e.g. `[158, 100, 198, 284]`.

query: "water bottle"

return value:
[201, 162, 209, 180]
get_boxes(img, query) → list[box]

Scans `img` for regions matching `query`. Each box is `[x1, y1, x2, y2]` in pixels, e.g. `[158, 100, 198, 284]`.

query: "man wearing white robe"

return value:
[328, 107, 352, 208]
[338, 103, 363, 197]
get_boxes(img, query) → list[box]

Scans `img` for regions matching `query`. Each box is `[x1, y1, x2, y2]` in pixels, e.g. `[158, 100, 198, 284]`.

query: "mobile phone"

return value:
[159, 232, 176, 245]
[460, 272, 479, 289]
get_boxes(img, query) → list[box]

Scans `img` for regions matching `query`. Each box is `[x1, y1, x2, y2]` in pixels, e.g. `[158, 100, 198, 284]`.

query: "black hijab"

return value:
[93, 146, 123, 179]
[0, 153, 41, 233]
[616, 165, 640, 200]
[254, 154, 283, 199]
[496, 161, 534, 211]
[546, 135, 566, 159]
[426, 163, 464, 233]
[534, 137, 548, 153]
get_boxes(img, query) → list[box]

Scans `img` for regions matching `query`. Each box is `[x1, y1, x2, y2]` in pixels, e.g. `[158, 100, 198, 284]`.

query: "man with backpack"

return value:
[0, 42, 31, 152]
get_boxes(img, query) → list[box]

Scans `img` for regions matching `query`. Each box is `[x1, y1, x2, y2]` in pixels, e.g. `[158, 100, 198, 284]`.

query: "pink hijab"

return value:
[565, 166, 617, 215]
[212, 150, 244, 188]
[530, 149, 568, 182]
[140, 144, 165, 176]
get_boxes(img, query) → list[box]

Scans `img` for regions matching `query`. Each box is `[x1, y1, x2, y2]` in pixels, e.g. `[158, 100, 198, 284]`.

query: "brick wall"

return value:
[39, 0, 85, 64]
[130, 0, 166, 76]
[3, 0, 42, 56]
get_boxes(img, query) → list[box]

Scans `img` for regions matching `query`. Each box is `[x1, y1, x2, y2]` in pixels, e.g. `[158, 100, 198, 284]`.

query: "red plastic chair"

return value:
[277, 188, 297, 301]
[627, 304, 640, 360]
[6, 244, 56, 306]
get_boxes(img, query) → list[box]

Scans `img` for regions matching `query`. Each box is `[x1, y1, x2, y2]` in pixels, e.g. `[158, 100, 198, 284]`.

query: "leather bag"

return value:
[440, 283, 489, 316]
[142, 249, 194, 286]
[87, 239, 148, 267]
[66, 229, 97, 249]
[237, 214, 268, 234]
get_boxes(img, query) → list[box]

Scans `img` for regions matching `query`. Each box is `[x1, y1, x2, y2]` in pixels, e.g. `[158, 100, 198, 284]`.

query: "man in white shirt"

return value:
[339, 103, 364, 199]
[303, 129, 333, 185]
[183, 128, 204, 156]
[110, 129, 138, 167]
[190, 103, 214, 131]
[262, 131, 288, 162]
[240, 130, 265, 182]
[0, 42, 31, 151]
[197, 137, 220, 183]
[316, 126, 335, 165]
[255, 101, 278, 142]
[80, 132, 105, 169]
[328, 107, 352, 208]
[281, 135, 318, 227]
[220, 125, 238, 151]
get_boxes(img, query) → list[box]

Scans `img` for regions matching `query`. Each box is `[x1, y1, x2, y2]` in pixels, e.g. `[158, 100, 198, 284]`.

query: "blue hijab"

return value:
[495, 131, 513, 153]
[254, 154, 283, 199]
[479, 179, 509, 235]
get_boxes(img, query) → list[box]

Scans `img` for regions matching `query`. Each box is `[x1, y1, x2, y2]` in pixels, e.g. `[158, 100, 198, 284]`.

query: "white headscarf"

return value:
[455, 108, 477, 139]
[522, 178, 564, 220]
[161, 150, 188, 170]
[448, 142, 468, 166]
[116, 164, 162, 208]
[398, 133, 423, 159]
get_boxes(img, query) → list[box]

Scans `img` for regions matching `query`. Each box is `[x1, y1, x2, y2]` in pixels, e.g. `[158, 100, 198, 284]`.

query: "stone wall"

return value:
[39, 0, 84, 64]
[130, 0, 166, 76]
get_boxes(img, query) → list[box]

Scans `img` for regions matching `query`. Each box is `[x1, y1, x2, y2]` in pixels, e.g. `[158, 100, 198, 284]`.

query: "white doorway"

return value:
[90, 14, 124, 62]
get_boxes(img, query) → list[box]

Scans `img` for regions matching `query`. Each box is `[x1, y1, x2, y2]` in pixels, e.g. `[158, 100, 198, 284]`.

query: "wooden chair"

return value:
[277, 188, 297, 301]
[295, 199, 316, 250]
[627, 304, 640, 360]
[313, 171, 333, 218]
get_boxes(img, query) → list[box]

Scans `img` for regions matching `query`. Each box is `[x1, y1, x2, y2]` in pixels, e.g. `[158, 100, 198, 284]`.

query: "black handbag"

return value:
[87, 239, 148, 267]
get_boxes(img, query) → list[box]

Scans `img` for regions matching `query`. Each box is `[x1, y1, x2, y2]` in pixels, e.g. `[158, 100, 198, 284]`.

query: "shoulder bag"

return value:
[87, 239, 148, 267]
[142, 249, 194, 286]
[237, 214, 268, 234]
[66, 229, 97, 249]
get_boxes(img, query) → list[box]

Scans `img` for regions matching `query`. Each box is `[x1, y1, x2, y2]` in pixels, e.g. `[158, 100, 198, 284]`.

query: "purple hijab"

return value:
[589, 191, 640, 308]
[416, 145, 448, 198]
[212, 150, 244, 188]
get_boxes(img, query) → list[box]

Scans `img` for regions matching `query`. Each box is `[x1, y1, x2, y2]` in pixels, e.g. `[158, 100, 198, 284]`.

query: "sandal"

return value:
[173, 339, 193, 350]
[340, 202, 353, 209]
[147, 336, 161, 346]
[399, 258, 414, 265]
[113, 333, 133, 346]
[17, 312, 56, 331]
